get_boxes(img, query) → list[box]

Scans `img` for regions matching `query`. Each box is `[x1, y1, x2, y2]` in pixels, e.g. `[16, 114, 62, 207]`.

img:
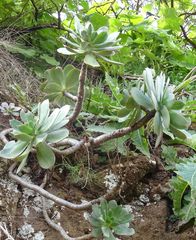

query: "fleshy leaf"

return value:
[113, 224, 135, 235]
[36, 142, 55, 169]
[84, 54, 100, 67]
[131, 87, 153, 110]
[46, 128, 69, 143]
[0, 141, 28, 159]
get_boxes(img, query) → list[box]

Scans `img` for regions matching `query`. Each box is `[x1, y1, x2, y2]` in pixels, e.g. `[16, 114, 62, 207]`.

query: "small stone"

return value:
[149, 159, 156, 165]
[33, 231, 44, 240]
[124, 205, 133, 213]
[139, 194, 150, 203]
[133, 200, 144, 206]
[23, 206, 30, 218]
[153, 194, 161, 202]
[104, 170, 119, 192]
[18, 223, 34, 239]
[83, 212, 90, 221]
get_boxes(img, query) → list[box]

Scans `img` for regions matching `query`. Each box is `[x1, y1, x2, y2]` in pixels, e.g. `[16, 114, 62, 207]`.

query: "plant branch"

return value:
[52, 138, 80, 147]
[1, 24, 70, 38]
[42, 197, 93, 240]
[179, 11, 196, 18]
[0, 128, 12, 144]
[50, 139, 85, 155]
[30, 0, 39, 21]
[40, 175, 92, 240]
[91, 110, 156, 147]
[64, 92, 78, 102]
[9, 162, 117, 210]
[67, 63, 87, 126]
[49, 0, 64, 29]
[180, 25, 196, 49]
[0, 222, 15, 240]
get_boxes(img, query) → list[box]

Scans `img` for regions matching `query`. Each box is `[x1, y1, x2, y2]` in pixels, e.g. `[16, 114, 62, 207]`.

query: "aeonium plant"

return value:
[89, 200, 135, 240]
[0, 99, 70, 172]
[41, 64, 80, 106]
[131, 68, 191, 147]
[57, 17, 122, 67]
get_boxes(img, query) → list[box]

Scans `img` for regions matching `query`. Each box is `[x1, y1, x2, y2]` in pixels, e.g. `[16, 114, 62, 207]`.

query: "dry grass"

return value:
[0, 42, 41, 105]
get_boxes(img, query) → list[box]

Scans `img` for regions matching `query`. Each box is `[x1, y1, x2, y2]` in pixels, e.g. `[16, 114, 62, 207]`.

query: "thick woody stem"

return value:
[91, 110, 156, 146]
[67, 63, 87, 126]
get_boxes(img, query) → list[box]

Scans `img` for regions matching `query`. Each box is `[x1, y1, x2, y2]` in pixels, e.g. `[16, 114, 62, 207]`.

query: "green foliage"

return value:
[170, 159, 196, 224]
[131, 68, 191, 147]
[161, 145, 179, 170]
[162, 145, 196, 223]
[62, 160, 99, 186]
[184, 99, 196, 123]
[89, 200, 135, 239]
[57, 17, 122, 67]
[1, 0, 195, 82]
[0, 100, 70, 171]
[86, 73, 139, 124]
[1, 42, 37, 58]
[130, 128, 150, 158]
[42, 65, 80, 106]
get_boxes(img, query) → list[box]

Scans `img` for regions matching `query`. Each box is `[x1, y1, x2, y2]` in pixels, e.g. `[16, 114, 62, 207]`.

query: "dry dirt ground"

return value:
[0, 159, 195, 240]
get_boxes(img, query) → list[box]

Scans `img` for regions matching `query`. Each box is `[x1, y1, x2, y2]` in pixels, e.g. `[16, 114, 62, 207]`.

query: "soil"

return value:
[0, 116, 195, 240]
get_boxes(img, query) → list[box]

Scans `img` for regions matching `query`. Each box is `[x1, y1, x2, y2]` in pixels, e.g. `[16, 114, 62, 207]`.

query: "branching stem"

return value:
[0, 128, 12, 144]
[42, 197, 93, 239]
[9, 162, 118, 210]
[91, 110, 156, 146]
[50, 140, 85, 155]
[64, 92, 78, 102]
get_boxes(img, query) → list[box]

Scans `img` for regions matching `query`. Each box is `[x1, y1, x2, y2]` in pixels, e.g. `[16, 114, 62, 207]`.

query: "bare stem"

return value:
[180, 25, 196, 49]
[42, 197, 93, 240]
[0, 128, 12, 144]
[67, 63, 87, 126]
[9, 162, 117, 210]
[64, 92, 78, 102]
[40, 177, 93, 240]
[52, 138, 80, 147]
[91, 110, 156, 146]
[0, 222, 15, 240]
[50, 139, 85, 155]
